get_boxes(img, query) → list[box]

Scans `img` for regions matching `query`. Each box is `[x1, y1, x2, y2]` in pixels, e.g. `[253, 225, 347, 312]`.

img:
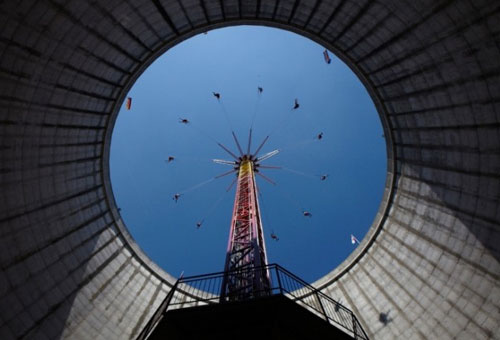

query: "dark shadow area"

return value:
[396, 160, 500, 265]
[0, 196, 111, 339]
[379, 310, 392, 326]
[150, 295, 354, 340]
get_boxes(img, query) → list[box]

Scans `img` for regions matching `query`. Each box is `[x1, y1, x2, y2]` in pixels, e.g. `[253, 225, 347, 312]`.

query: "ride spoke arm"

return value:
[217, 142, 239, 160]
[256, 149, 279, 162]
[226, 176, 237, 191]
[232, 131, 245, 157]
[247, 129, 252, 155]
[213, 159, 237, 166]
[252, 135, 269, 158]
[257, 165, 282, 169]
[256, 172, 276, 185]
[215, 169, 237, 179]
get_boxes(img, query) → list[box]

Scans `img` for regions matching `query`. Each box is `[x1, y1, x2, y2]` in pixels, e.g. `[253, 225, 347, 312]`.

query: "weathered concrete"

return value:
[0, 0, 499, 339]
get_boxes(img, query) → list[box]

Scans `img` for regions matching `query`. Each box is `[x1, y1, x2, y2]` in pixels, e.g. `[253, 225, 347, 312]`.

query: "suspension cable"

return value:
[197, 187, 231, 227]
[250, 87, 262, 129]
[278, 138, 316, 153]
[281, 167, 319, 180]
[178, 177, 216, 195]
[217, 100, 234, 132]
[266, 102, 301, 138]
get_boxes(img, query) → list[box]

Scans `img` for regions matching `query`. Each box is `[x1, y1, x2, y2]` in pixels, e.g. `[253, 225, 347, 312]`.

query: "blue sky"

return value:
[110, 26, 386, 283]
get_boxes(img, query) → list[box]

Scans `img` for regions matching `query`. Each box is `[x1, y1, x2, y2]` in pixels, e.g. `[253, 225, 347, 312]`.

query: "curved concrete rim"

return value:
[102, 19, 396, 289]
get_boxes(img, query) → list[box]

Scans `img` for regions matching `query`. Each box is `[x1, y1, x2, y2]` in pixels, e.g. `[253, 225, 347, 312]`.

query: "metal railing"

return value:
[137, 264, 369, 340]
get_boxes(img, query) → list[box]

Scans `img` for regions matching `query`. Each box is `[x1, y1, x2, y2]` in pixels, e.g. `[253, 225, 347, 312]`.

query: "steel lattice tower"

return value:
[215, 132, 279, 301]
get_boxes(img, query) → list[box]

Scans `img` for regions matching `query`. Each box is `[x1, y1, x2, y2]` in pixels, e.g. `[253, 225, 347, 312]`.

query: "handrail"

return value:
[136, 279, 180, 340]
[272, 264, 368, 339]
[137, 264, 369, 340]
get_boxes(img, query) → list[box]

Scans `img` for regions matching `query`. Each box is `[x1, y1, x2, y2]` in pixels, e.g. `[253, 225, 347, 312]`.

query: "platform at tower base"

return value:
[148, 294, 354, 339]
[136, 264, 368, 340]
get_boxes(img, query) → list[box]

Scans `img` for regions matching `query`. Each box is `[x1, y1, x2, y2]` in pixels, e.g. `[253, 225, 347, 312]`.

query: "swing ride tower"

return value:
[216, 133, 279, 301]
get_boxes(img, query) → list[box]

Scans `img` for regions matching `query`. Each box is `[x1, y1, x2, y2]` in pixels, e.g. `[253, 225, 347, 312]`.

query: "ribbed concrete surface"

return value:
[0, 0, 499, 339]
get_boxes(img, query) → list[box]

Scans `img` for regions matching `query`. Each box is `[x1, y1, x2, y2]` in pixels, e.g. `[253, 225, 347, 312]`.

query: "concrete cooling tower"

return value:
[0, 0, 499, 339]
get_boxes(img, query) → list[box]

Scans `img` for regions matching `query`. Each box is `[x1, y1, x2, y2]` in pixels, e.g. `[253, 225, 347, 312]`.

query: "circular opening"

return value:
[110, 26, 386, 283]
